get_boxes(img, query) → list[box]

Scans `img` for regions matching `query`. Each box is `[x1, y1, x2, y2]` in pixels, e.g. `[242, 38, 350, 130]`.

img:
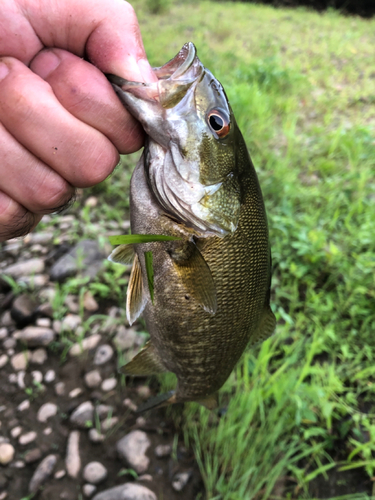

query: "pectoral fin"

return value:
[119, 340, 167, 376]
[172, 242, 217, 314]
[126, 254, 147, 325]
[136, 391, 176, 413]
[251, 306, 276, 346]
[108, 244, 135, 265]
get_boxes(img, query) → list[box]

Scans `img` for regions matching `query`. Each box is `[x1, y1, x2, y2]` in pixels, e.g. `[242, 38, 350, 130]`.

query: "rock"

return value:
[10, 426, 22, 438]
[28, 232, 54, 245]
[43, 427, 52, 436]
[66, 431, 81, 478]
[101, 378, 117, 392]
[54, 469, 66, 479]
[95, 405, 114, 420]
[52, 319, 62, 334]
[113, 326, 138, 351]
[64, 295, 79, 313]
[83, 484, 97, 497]
[13, 460, 25, 468]
[50, 240, 105, 282]
[3, 258, 45, 278]
[19, 431, 37, 445]
[29, 454, 57, 493]
[88, 429, 104, 443]
[171, 471, 191, 491]
[84, 370, 102, 389]
[37, 403, 58, 423]
[69, 334, 101, 356]
[17, 370, 26, 389]
[116, 431, 151, 474]
[30, 348, 48, 364]
[3, 337, 16, 349]
[37, 302, 54, 318]
[31, 370, 43, 384]
[101, 417, 119, 432]
[83, 291, 99, 312]
[0, 327, 7, 339]
[94, 345, 114, 365]
[44, 369, 56, 383]
[24, 448, 42, 463]
[69, 387, 83, 398]
[154, 445, 172, 458]
[11, 294, 39, 326]
[70, 401, 94, 428]
[136, 386, 151, 400]
[0, 443, 14, 465]
[13, 326, 55, 346]
[0, 354, 8, 369]
[36, 317, 51, 328]
[19, 274, 49, 287]
[83, 462, 108, 484]
[61, 314, 81, 331]
[123, 399, 138, 412]
[138, 474, 153, 482]
[55, 382, 65, 396]
[17, 399, 30, 412]
[92, 483, 157, 500]
[0, 311, 14, 327]
[10, 352, 29, 371]
[85, 196, 98, 208]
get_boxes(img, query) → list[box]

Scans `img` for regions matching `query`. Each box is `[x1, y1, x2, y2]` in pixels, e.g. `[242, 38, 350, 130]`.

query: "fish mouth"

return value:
[153, 42, 199, 81]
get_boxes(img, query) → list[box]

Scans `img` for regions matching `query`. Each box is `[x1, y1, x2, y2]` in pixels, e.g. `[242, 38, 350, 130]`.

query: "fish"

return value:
[107, 42, 276, 411]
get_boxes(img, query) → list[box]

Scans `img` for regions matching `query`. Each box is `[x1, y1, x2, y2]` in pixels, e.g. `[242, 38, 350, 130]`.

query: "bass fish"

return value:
[108, 43, 276, 411]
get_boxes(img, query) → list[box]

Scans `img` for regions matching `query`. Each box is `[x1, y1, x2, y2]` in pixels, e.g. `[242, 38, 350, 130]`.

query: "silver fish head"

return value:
[108, 42, 242, 237]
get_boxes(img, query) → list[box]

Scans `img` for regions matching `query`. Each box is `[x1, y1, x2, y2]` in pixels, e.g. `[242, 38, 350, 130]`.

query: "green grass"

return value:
[16, 0, 375, 498]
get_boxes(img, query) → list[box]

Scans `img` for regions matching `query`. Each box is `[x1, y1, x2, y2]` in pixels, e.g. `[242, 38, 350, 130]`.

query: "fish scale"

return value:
[107, 43, 276, 410]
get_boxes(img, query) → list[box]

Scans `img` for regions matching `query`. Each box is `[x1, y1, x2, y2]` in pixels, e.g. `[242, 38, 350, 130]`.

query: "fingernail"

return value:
[0, 62, 10, 81]
[31, 50, 61, 80]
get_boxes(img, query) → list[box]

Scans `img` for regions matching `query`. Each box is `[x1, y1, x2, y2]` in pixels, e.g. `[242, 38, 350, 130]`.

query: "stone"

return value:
[95, 405, 114, 420]
[53, 320, 62, 334]
[0, 443, 14, 465]
[88, 429, 104, 443]
[0, 328, 7, 339]
[28, 232, 54, 245]
[69, 334, 101, 356]
[3, 338, 16, 350]
[10, 426, 22, 438]
[101, 417, 119, 432]
[13, 326, 55, 346]
[123, 399, 138, 412]
[83, 484, 97, 497]
[64, 295, 79, 313]
[171, 471, 191, 491]
[136, 386, 151, 400]
[69, 387, 83, 398]
[19, 274, 49, 287]
[29, 454, 57, 493]
[0, 355, 8, 369]
[12, 460, 25, 468]
[83, 462, 108, 484]
[66, 431, 81, 478]
[36, 317, 51, 328]
[44, 369, 56, 383]
[154, 444, 172, 458]
[94, 345, 113, 365]
[113, 326, 138, 351]
[84, 370, 102, 389]
[116, 431, 151, 474]
[55, 382, 65, 396]
[3, 258, 45, 278]
[30, 348, 48, 364]
[83, 291, 99, 312]
[11, 294, 39, 327]
[101, 378, 117, 392]
[17, 399, 30, 412]
[37, 403, 58, 423]
[11, 352, 29, 371]
[61, 314, 81, 331]
[19, 431, 37, 445]
[32, 370, 43, 384]
[43, 427, 52, 436]
[54, 469, 66, 479]
[17, 370, 26, 389]
[50, 240, 105, 282]
[138, 474, 153, 482]
[24, 448, 42, 463]
[0, 311, 14, 327]
[70, 401, 94, 428]
[92, 483, 156, 500]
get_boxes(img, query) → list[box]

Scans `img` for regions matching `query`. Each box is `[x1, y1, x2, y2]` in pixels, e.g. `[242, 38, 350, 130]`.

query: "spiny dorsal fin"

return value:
[108, 244, 135, 265]
[119, 340, 167, 376]
[126, 254, 147, 325]
[172, 242, 217, 314]
[196, 393, 219, 410]
[136, 391, 176, 413]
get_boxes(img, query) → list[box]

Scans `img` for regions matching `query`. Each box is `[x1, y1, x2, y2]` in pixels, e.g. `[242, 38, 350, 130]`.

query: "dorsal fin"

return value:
[126, 254, 147, 325]
[108, 244, 135, 265]
[119, 340, 167, 376]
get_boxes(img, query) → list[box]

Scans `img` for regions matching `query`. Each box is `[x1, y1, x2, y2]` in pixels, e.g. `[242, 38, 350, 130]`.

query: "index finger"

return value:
[2, 0, 157, 83]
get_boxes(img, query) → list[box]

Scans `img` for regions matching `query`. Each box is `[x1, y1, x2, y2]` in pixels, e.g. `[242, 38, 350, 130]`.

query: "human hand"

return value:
[0, 0, 157, 242]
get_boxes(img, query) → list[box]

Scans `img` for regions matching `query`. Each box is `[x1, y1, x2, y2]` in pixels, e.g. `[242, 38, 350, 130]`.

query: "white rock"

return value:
[84, 370, 102, 388]
[44, 369, 56, 383]
[101, 417, 119, 432]
[83, 461, 108, 484]
[12, 460, 25, 468]
[0, 327, 8, 339]
[52, 320, 62, 334]
[94, 345, 113, 365]
[37, 403, 58, 423]
[154, 444, 172, 458]
[3, 258, 45, 277]
[8, 374, 17, 384]
[83, 291, 99, 312]
[70, 334, 101, 356]
[64, 296, 79, 314]
[88, 429, 104, 443]
[10, 426, 22, 438]
[0, 355, 8, 369]
[66, 431, 81, 478]
[30, 348, 48, 365]
[62, 313, 81, 331]
[113, 326, 138, 351]
[0, 443, 14, 464]
[29, 454, 57, 493]
[17, 371, 26, 389]
[19, 431, 37, 445]
[43, 427, 52, 436]
[13, 326, 55, 346]
[55, 382, 65, 396]
[36, 317, 51, 328]
[17, 399, 30, 412]
[3, 338, 16, 349]
[70, 401, 94, 428]
[123, 399, 137, 412]
[95, 405, 114, 420]
[69, 387, 83, 398]
[10, 352, 29, 371]
[92, 483, 156, 500]
[54, 469, 66, 479]
[83, 483, 97, 497]
[172, 471, 191, 491]
[101, 378, 117, 392]
[32, 371, 43, 384]
[116, 431, 151, 474]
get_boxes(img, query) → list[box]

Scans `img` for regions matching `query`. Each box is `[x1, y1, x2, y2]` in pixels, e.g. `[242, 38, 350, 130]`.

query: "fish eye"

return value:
[207, 110, 230, 138]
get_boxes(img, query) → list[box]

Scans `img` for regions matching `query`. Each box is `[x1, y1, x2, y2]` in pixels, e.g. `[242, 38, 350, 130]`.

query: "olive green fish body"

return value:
[108, 43, 275, 409]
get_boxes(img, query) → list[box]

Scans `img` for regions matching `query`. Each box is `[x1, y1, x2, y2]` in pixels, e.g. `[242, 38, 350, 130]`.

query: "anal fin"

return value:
[126, 254, 147, 325]
[119, 340, 167, 376]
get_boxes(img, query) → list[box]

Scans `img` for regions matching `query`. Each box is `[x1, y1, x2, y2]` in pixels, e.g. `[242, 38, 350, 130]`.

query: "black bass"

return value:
[108, 43, 276, 411]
